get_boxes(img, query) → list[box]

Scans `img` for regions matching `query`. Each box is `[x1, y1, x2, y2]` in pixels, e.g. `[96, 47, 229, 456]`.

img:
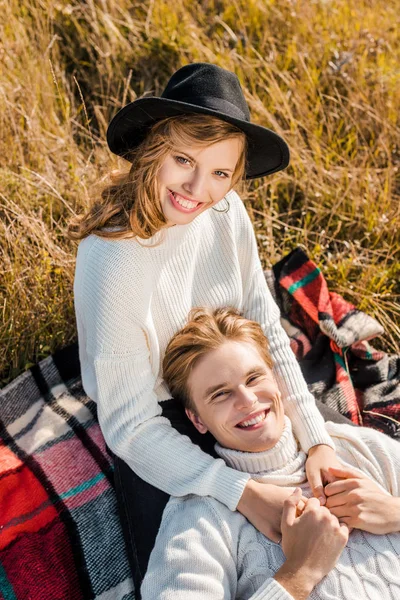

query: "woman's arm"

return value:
[93, 348, 250, 509]
[74, 236, 250, 510]
[232, 194, 334, 453]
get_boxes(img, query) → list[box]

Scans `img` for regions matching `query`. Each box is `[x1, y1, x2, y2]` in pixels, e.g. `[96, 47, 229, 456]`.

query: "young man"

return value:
[141, 307, 400, 600]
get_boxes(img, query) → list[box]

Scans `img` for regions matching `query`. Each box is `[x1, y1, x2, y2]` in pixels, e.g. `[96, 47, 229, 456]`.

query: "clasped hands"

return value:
[238, 444, 399, 544]
[305, 445, 399, 535]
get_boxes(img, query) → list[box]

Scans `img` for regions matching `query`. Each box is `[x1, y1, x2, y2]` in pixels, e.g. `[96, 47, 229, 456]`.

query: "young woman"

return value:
[70, 63, 343, 595]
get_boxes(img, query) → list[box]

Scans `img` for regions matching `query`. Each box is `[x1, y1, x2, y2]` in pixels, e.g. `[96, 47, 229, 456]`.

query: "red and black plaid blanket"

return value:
[1, 248, 399, 599]
[0, 350, 134, 599]
[267, 248, 400, 438]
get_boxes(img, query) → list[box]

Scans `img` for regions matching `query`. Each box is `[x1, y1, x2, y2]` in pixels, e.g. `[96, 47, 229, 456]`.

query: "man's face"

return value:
[157, 137, 242, 227]
[186, 340, 285, 453]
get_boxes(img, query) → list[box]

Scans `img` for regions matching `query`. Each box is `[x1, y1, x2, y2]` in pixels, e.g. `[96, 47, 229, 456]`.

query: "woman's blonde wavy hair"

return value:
[163, 307, 273, 413]
[68, 114, 247, 241]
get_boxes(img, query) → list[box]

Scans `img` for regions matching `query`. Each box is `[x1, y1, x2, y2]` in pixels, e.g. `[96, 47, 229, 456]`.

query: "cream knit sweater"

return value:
[74, 190, 333, 510]
[141, 419, 400, 600]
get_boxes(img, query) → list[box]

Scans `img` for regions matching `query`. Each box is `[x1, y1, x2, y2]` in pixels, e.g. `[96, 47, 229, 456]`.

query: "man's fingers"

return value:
[325, 479, 358, 497]
[328, 505, 351, 519]
[325, 492, 347, 509]
[303, 497, 321, 513]
[328, 466, 363, 480]
[282, 488, 302, 527]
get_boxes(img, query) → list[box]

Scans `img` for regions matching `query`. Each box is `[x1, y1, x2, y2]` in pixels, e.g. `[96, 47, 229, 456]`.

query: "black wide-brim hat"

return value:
[107, 63, 290, 179]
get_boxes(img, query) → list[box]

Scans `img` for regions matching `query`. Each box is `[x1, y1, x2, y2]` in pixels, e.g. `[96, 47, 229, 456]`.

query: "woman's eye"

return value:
[214, 170, 229, 178]
[175, 156, 190, 165]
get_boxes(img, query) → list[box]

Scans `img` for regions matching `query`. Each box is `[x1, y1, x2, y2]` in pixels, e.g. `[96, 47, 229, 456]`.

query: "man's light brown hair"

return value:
[163, 307, 273, 413]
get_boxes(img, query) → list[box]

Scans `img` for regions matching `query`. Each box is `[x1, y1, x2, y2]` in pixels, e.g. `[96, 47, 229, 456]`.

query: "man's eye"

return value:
[212, 390, 229, 401]
[247, 374, 262, 385]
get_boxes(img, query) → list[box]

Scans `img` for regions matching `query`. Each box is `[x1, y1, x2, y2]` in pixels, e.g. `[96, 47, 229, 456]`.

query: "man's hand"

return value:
[237, 480, 307, 542]
[325, 466, 400, 534]
[275, 489, 349, 600]
[306, 444, 343, 505]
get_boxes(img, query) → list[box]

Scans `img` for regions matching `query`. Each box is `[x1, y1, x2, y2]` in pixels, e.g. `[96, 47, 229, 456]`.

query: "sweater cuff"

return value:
[250, 577, 295, 600]
[212, 466, 251, 511]
[290, 414, 335, 453]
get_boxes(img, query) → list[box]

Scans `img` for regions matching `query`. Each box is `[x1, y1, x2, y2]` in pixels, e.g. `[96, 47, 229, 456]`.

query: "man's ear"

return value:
[185, 408, 208, 434]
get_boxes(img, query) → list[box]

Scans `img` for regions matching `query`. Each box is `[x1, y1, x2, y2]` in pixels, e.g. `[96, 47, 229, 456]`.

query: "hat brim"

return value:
[106, 97, 290, 179]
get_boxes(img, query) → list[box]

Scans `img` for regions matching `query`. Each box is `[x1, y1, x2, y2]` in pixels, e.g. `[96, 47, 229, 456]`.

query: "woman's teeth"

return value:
[237, 411, 267, 429]
[172, 191, 199, 209]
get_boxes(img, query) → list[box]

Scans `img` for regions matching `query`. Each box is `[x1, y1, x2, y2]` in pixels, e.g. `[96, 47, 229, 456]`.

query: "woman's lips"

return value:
[167, 189, 202, 213]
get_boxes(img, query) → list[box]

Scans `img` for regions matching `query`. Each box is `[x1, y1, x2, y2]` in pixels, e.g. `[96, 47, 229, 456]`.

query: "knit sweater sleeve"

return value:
[74, 236, 249, 511]
[327, 421, 400, 496]
[232, 194, 333, 452]
[141, 497, 294, 600]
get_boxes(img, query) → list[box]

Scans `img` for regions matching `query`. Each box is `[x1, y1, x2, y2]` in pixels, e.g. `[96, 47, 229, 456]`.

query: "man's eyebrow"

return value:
[176, 150, 234, 173]
[203, 367, 266, 400]
[204, 381, 229, 400]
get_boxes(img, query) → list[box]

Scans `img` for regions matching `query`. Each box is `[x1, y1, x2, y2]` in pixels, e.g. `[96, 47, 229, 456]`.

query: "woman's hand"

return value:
[237, 479, 307, 542]
[306, 444, 343, 505]
[275, 488, 349, 600]
[325, 466, 400, 534]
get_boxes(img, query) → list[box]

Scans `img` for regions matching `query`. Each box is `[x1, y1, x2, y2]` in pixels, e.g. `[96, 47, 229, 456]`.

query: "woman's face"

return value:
[186, 340, 285, 453]
[157, 137, 242, 227]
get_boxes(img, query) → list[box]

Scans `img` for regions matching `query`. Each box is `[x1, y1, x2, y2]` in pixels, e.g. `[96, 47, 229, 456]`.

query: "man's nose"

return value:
[183, 168, 207, 199]
[235, 384, 257, 408]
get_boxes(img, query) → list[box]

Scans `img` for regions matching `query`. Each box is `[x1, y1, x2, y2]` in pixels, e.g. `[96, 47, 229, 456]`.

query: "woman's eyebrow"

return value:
[176, 150, 234, 173]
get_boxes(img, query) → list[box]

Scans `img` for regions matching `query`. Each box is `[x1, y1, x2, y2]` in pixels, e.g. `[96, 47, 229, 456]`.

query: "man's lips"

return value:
[235, 408, 270, 429]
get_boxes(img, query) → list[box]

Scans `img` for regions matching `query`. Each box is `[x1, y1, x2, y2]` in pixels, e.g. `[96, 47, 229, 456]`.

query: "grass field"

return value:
[1, 0, 399, 386]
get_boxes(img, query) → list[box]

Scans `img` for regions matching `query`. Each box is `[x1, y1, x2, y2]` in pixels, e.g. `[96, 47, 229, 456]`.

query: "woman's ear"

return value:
[185, 408, 208, 434]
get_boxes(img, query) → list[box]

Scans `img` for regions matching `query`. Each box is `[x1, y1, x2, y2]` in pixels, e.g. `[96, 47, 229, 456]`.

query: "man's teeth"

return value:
[237, 411, 267, 428]
[172, 192, 199, 209]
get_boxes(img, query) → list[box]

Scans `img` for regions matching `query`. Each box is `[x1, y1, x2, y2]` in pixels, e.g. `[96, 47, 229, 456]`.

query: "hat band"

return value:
[165, 95, 250, 122]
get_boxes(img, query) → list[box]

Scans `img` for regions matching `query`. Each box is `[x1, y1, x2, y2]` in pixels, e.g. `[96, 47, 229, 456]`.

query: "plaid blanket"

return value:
[1, 248, 400, 599]
[0, 348, 134, 599]
[266, 247, 400, 438]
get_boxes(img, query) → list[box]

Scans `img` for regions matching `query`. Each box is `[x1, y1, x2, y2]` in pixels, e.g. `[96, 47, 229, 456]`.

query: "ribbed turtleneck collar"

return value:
[215, 417, 307, 482]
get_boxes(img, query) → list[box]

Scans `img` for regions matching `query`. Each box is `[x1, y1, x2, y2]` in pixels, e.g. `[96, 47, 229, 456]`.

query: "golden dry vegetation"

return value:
[1, 0, 399, 385]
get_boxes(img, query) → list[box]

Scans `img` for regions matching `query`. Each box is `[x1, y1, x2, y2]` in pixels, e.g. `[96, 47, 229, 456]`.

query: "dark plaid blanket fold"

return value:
[266, 247, 400, 438]
[1, 247, 400, 599]
[0, 348, 134, 599]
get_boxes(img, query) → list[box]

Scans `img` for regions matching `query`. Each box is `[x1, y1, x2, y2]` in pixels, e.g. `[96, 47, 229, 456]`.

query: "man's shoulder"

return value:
[163, 494, 245, 532]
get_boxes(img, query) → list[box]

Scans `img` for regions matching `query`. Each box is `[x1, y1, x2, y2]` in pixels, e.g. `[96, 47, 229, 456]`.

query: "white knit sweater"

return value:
[74, 190, 333, 510]
[141, 420, 400, 600]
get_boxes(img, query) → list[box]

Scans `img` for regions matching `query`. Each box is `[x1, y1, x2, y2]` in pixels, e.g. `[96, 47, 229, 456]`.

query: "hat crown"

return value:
[161, 63, 250, 122]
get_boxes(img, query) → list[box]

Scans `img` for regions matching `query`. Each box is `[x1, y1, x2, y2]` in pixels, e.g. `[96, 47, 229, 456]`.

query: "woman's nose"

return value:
[183, 169, 206, 199]
[235, 385, 257, 408]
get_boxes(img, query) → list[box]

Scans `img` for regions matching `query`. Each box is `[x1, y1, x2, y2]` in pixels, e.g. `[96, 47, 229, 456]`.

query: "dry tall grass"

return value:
[1, 0, 399, 386]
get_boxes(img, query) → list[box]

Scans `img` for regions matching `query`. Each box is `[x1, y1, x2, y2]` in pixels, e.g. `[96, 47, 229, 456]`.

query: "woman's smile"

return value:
[167, 189, 203, 213]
